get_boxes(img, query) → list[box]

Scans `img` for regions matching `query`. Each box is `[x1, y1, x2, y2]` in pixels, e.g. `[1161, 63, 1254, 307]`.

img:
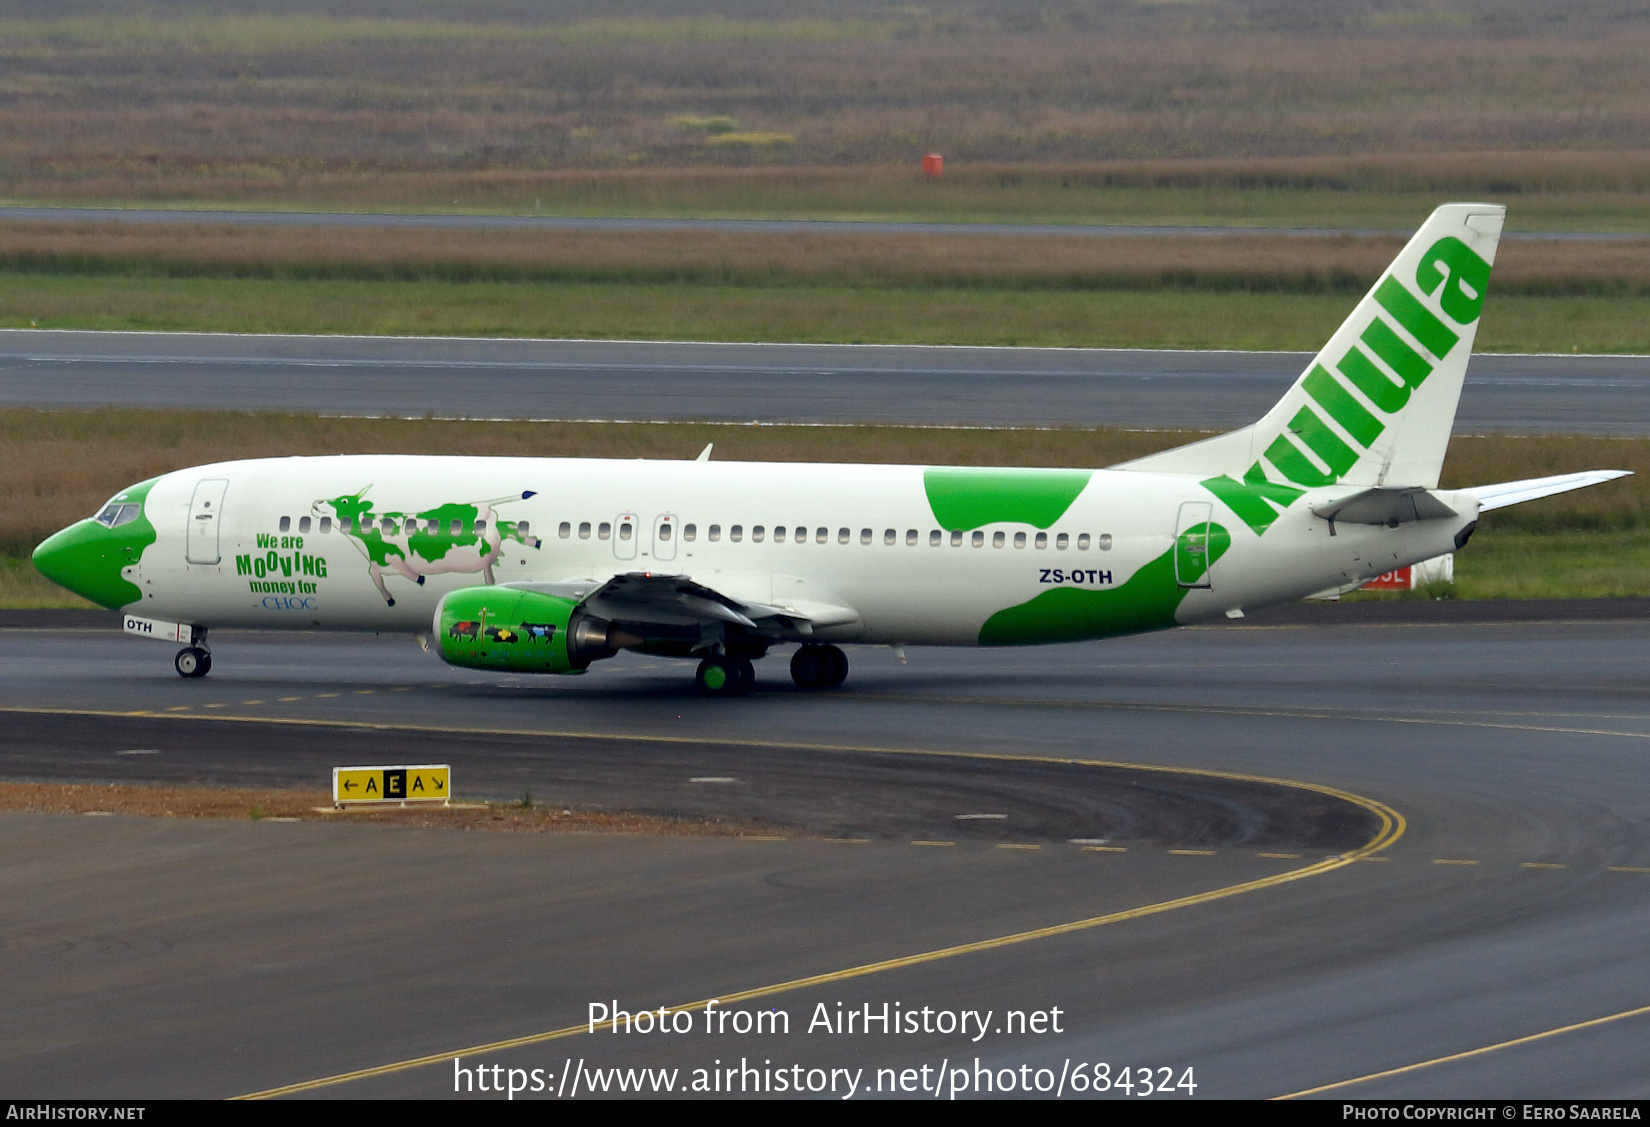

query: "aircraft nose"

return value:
[33, 521, 139, 609]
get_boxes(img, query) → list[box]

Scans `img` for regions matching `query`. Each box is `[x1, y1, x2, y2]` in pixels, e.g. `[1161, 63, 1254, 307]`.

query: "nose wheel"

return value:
[790, 644, 848, 689]
[696, 655, 754, 696]
[174, 646, 212, 678]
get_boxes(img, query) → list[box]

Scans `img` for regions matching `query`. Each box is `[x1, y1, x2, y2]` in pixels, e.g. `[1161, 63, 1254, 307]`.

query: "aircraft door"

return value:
[186, 479, 229, 565]
[651, 513, 678, 561]
[1174, 501, 1215, 589]
[613, 512, 638, 561]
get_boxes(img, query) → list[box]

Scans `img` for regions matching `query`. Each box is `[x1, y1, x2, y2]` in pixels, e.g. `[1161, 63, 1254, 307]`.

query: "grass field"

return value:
[4, 272, 1647, 353]
[9, 221, 1650, 295]
[4, 216, 1646, 349]
[5, 2, 1650, 186]
[13, 158, 1650, 233]
[4, 410, 1643, 607]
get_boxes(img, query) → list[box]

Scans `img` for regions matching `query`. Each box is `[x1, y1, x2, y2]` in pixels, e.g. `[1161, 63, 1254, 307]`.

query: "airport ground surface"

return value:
[2, 206, 1643, 242]
[2, 329, 1648, 434]
[2, 616, 1649, 1099]
[7, 206, 1644, 241]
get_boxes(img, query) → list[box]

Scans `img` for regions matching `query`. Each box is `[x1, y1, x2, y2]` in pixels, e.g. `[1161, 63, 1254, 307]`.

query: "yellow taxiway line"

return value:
[0, 705, 1369, 1099]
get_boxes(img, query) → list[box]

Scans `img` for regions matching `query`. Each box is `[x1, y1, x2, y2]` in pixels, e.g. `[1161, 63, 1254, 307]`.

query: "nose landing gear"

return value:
[790, 644, 848, 690]
[174, 646, 212, 678]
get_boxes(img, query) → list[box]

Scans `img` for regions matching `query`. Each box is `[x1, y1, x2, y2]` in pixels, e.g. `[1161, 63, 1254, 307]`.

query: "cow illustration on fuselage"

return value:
[314, 488, 541, 606]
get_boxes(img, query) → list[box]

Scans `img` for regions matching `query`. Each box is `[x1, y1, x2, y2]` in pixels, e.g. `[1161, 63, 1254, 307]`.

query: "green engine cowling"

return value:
[435, 587, 601, 674]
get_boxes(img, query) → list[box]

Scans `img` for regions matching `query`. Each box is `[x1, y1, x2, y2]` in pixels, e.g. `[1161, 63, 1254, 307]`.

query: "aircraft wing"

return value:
[502, 573, 860, 640]
[1464, 470, 1632, 512]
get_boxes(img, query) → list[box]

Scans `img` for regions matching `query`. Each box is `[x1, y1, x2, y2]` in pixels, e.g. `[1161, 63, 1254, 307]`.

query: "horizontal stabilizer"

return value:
[1311, 487, 1457, 527]
[1467, 470, 1632, 512]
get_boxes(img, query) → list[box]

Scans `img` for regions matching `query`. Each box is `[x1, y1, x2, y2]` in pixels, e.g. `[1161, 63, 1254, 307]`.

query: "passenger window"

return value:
[838, 528, 850, 544]
[905, 529, 917, 546]
[319, 517, 332, 534]
[598, 522, 611, 540]
[753, 525, 765, 543]
[453, 519, 465, 536]
[884, 529, 896, 546]
[1035, 532, 1047, 549]
[340, 517, 354, 533]
[1013, 531, 1027, 548]
[299, 516, 311, 533]
[1056, 532, 1068, 549]
[579, 521, 591, 539]
[279, 516, 291, 532]
[559, 521, 571, 539]
[860, 528, 872, 545]
[1078, 533, 1091, 550]
[972, 531, 984, 547]
[475, 520, 486, 535]
[1098, 533, 1113, 551]
[709, 524, 721, 542]
[773, 526, 785, 543]
[359, 517, 374, 532]
[383, 518, 399, 535]
[731, 525, 743, 542]
[993, 531, 1005, 548]
[658, 523, 672, 541]
[816, 527, 828, 543]
[517, 521, 529, 537]
[929, 530, 941, 547]
[799, 526, 810, 543]
[684, 524, 697, 542]
[619, 522, 632, 541]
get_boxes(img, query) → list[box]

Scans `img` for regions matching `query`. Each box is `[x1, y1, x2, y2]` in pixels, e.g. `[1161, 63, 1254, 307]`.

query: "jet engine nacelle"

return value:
[434, 587, 617, 674]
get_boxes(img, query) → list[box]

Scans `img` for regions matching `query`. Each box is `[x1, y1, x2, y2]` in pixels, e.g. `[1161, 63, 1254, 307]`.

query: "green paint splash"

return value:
[924, 467, 1093, 530]
[980, 528, 1228, 645]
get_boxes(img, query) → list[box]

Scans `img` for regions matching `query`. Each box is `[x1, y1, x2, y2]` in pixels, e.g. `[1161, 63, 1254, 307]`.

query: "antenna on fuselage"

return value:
[696, 443, 713, 462]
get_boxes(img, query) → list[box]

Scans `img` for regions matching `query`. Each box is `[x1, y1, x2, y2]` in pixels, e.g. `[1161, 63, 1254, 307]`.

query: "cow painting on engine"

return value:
[314, 488, 540, 606]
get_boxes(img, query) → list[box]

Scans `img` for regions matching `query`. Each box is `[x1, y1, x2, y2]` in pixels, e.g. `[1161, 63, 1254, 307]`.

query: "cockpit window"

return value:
[94, 503, 140, 528]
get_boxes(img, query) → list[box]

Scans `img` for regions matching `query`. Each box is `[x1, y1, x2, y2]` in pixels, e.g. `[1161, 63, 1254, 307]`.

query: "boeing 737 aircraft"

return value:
[33, 204, 1629, 694]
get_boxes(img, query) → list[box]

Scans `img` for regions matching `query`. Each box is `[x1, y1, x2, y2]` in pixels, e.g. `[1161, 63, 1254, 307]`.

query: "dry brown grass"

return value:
[31, 151, 1650, 209]
[5, 3, 1650, 183]
[0, 780, 764, 835]
[4, 219, 1647, 295]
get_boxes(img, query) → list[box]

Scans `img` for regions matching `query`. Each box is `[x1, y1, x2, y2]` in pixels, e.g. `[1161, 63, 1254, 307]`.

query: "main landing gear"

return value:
[696, 655, 754, 697]
[694, 644, 848, 696]
[174, 646, 212, 678]
[789, 644, 848, 690]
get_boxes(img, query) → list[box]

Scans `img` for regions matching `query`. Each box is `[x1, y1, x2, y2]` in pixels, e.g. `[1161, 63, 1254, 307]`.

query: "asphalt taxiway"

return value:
[2, 615, 1648, 1098]
[2, 329, 1647, 433]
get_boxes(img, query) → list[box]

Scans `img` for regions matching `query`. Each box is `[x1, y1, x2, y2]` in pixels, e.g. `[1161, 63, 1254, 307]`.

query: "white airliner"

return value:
[33, 204, 1628, 694]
